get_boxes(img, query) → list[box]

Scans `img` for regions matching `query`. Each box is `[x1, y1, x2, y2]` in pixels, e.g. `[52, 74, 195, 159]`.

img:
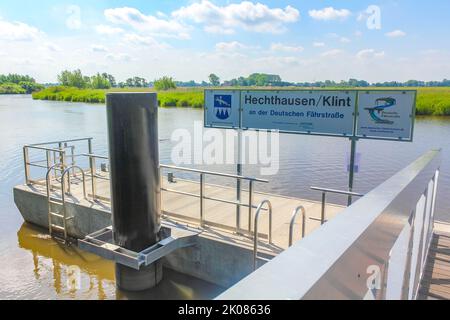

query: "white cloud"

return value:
[0, 18, 41, 41]
[66, 5, 82, 30]
[95, 25, 124, 35]
[91, 45, 108, 53]
[256, 55, 303, 66]
[215, 41, 247, 52]
[105, 7, 189, 39]
[172, 0, 300, 34]
[321, 49, 343, 57]
[385, 30, 406, 38]
[355, 31, 363, 37]
[122, 33, 170, 48]
[356, 49, 385, 60]
[309, 7, 351, 21]
[44, 42, 62, 52]
[106, 53, 132, 62]
[340, 37, 351, 43]
[270, 43, 304, 53]
[313, 42, 325, 47]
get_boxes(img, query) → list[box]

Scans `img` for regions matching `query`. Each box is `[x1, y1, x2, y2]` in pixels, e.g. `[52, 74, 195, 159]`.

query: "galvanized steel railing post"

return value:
[61, 151, 69, 194]
[88, 139, 97, 200]
[70, 145, 76, 177]
[46, 150, 52, 183]
[159, 167, 163, 215]
[23, 146, 30, 185]
[321, 192, 326, 225]
[200, 173, 205, 227]
[236, 177, 241, 233]
[289, 206, 306, 247]
[248, 180, 253, 232]
[253, 200, 273, 270]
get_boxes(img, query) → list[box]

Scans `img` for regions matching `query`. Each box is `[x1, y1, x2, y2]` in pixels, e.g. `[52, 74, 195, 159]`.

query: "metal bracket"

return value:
[78, 221, 201, 270]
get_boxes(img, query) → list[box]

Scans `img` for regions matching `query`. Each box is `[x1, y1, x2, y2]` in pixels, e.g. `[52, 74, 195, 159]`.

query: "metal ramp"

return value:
[78, 222, 201, 270]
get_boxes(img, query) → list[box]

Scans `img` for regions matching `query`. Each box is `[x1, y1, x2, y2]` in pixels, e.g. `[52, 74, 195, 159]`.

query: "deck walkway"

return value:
[419, 229, 450, 300]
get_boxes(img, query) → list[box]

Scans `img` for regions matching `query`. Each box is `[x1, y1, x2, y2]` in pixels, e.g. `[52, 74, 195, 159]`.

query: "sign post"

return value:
[347, 137, 358, 205]
[236, 128, 242, 232]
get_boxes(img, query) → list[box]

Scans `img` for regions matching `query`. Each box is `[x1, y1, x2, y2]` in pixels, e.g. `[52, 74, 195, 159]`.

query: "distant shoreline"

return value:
[30, 86, 450, 116]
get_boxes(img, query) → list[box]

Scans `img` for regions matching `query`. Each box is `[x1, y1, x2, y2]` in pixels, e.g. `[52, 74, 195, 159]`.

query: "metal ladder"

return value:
[46, 164, 87, 242]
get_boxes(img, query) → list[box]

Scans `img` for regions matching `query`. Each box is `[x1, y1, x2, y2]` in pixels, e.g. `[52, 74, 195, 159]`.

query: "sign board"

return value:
[356, 91, 416, 141]
[204, 89, 416, 141]
[204, 90, 240, 128]
[241, 90, 356, 136]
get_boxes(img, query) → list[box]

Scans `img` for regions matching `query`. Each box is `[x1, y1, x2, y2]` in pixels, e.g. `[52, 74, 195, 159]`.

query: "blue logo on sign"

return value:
[214, 95, 232, 120]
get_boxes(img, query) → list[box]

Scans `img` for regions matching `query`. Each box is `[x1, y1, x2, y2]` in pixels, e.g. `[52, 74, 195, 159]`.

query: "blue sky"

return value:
[0, 0, 449, 83]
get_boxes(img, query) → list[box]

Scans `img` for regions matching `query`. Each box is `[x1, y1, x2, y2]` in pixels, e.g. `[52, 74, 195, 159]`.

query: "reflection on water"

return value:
[16, 223, 224, 300]
[17, 223, 114, 299]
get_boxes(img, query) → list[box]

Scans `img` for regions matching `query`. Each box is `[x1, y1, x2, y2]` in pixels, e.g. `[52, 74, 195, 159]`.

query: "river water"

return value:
[0, 94, 449, 299]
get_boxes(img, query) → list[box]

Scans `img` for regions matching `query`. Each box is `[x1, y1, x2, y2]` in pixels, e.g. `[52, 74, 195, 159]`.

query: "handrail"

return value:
[160, 164, 269, 233]
[253, 200, 273, 270]
[310, 187, 364, 197]
[218, 150, 441, 300]
[61, 165, 87, 200]
[310, 186, 364, 225]
[27, 137, 93, 147]
[289, 206, 306, 247]
[160, 164, 269, 183]
[23, 138, 90, 185]
[82, 153, 109, 160]
[81, 153, 110, 201]
[25, 145, 66, 153]
[45, 163, 63, 195]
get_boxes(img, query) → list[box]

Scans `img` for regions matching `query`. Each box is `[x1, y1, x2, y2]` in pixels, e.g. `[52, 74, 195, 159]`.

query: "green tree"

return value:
[57, 69, 88, 88]
[154, 76, 176, 91]
[102, 73, 117, 87]
[91, 73, 111, 89]
[208, 73, 220, 86]
[18, 81, 44, 93]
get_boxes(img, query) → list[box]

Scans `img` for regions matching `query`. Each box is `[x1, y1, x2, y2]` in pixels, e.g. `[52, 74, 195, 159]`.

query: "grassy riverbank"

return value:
[32, 86, 450, 115]
[32, 86, 204, 107]
[0, 83, 27, 94]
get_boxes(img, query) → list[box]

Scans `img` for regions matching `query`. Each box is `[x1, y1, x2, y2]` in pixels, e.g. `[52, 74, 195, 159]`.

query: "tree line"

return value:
[4, 70, 450, 96]
[0, 74, 44, 94]
[56, 69, 181, 91]
[211, 73, 450, 88]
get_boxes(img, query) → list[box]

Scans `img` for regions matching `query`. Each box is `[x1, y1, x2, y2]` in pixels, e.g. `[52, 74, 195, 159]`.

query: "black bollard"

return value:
[106, 92, 162, 291]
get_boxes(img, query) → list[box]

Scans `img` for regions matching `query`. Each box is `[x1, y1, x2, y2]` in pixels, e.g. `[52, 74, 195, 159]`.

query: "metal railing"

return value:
[22, 138, 111, 202]
[310, 186, 364, 224]
[23, 137, 93, 186]
[160, 164, 268, 233]
[217, 149, 441, 300]
[289, 205, 306, 247]
[253, 200, 273, 270]
[81, 153, 109, 201]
